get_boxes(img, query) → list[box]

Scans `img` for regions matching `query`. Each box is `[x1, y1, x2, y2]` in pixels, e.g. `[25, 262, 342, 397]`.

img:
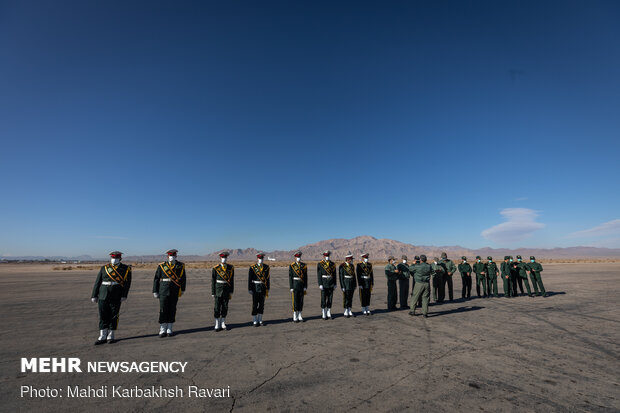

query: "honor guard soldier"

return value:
[384, 256, 400, 310]
[397, 255, 411, 309]
[212, 251, 234, 331]
[289, 251, 308, 322]
[458, 256, 472, 299]
[486, 256, 499, 297]
[408, 255, 432, 317]
[431, 257, 446, 303]
[356, 253, 374, 315]
[473, 256, 487, 297]
[317, 250, 337, 320]
[526, 256, 547, 297]
[153, 249, 186, 337]
[501, 256, 513, 297]
[339, 253, 357, 318]
[248, 252, 270, 326]
[440, 252, 456, 302]
[515, 255, 533, 297]
[91, 251, 132, 345]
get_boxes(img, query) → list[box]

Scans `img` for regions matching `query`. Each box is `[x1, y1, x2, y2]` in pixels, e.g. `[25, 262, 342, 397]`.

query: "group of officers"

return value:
[90, 249, 547, 345]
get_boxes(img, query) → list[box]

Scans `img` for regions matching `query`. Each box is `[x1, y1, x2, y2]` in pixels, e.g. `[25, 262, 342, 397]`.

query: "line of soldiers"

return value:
[90, 249, 546, 344]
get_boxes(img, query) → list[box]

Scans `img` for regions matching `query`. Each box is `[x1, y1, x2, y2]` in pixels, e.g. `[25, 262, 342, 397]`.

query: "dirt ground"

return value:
[1, 262, 619, 412]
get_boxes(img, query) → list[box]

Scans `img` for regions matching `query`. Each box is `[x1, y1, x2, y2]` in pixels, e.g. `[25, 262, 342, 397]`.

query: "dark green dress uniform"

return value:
[384, 260, 399, 310]
[289, 260, 308, 312]
[397, 258, 411, 309]
[339, 261, 357, 312]
[527, 257, 547, 297]
[356, 258, 374, 311]
[408, 259, 432, 316]
[212, 263, 234, 318]
[440, 255, 457, 301]
[431, 261, 446, 302]
[153, 260, 186, 323]
[501, 258, 513, 297]
[473, 257, 488, 297]
[91, 262, 132, 332]
[458, 259, 472, 299]
[515, 256, 533, 296]
[248, 263, 270, 315]
[486, 258, 499, 297]
[317, 259, 337, 310]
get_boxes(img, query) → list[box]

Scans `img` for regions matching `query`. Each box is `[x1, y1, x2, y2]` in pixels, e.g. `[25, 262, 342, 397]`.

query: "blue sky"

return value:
[1, 1, 619, 256]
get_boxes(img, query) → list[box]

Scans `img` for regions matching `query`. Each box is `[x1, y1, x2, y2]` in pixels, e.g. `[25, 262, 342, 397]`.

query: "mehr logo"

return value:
[21, 358, 82, 373]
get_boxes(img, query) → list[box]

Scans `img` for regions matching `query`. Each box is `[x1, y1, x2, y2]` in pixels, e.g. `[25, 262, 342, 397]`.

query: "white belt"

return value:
[252, 280, 263, 284]
[216, 280, 227, 284]
[344, 276, 353, 278]
[293, 277, 302, 280]
[361, 276, 371, 279]
[161, 279, 171, 282]
[102, 281, 118, 286]
[321, 275, 332, 278]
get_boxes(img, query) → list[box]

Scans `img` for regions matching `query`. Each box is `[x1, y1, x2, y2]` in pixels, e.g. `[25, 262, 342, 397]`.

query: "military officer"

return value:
[248, 252, 270, 326]
[526, 256, 548, 297]
[384, 256, 400, 310]
[397, 255, 411, 309]
[410, 256, 422, 307]
[515, 255, 533, 297]
[440, 252, 457, 302]
[501, 256, 513, 298]
[431, 257, 446, 303]
[289, 251, 308, 322]
[473, 256, 487, 297]
[408, 255, 432, 317]
[212, 251, 234, 331]
[356, 253, 374, 315]
[508, 256, 520, 296]
[317, 250, 337, 320]
[339, 253, 357, 318]
[91, 251, 132, 345]
[486, 256, 499, 297]
[458, 256, 472, 299]
[153, 249, 186, 337]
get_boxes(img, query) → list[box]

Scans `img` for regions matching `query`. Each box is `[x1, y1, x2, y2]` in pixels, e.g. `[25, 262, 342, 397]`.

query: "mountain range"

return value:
[3, 236, 620, 261]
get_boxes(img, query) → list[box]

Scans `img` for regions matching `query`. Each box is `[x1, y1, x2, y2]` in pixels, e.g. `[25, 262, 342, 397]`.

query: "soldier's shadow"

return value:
[427, 305, 485, 317]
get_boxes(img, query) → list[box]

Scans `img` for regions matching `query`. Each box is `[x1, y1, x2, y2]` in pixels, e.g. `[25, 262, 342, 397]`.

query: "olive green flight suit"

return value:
[516, 260, 532, 296]
[397, 262, 411, 308]
[409, 263, 432, 316]
[440, 259, 457, 301]
[527, 261, 547, 296]
[384, 263, 399, 310]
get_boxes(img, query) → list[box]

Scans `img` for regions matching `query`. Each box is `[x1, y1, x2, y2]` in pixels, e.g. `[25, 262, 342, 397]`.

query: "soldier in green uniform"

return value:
[397, 255, 411, 309]
[440, 252, 457, 302]
[409, 256, 422, 307]
[356, 253, 374, 315]
[508, 256, 519, 296]
[408, 255, 432, 317]
[432, 257, 446, 303]
[384, 256, 400, 310]
[458, 256, 472, 299]
[339, 253, 357, 318]
[212, 251, 234, 332]
[91, 251, 132, 345]
[289, 251, 308, 322]
[501, 256, 513, 298]
[473, 256, 487, 297]
[248, 252, 270, 326]
[153, 249, 186, 337]
[526, 256, 547, 297]
[486, 256, 499, 297]
[317, 250, 337, 320]
[515, 255, 533, 297]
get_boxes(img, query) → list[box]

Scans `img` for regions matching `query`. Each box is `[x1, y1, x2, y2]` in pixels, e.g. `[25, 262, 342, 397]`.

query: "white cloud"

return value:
[567, 219, 620, 238]
[481, 208, 545, 244]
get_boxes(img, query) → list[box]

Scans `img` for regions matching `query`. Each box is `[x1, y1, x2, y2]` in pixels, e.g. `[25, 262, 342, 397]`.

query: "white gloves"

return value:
[121, 297, 127, 302]
[91, 297, 98, 303]
[290, 289, 294, 292]
[342, 288, 345, 292]
[303, 288, 307, 292]
[153, 293, 159, 298]
[319, 285, 324, 290]
[212, 295, 215, 297]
